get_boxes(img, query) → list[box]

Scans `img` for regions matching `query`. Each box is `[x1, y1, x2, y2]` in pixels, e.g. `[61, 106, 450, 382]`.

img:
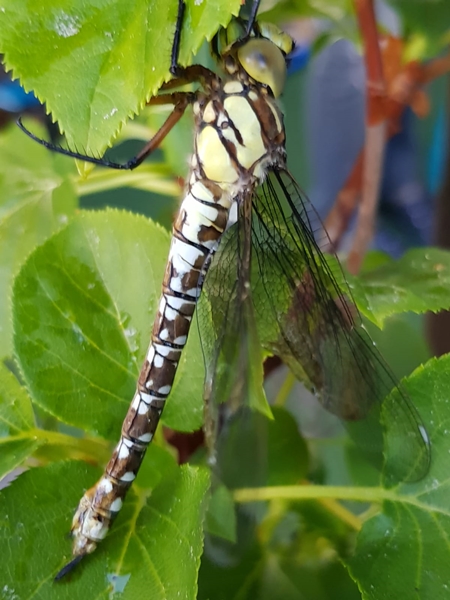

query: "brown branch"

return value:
[347, 0, 387, 274]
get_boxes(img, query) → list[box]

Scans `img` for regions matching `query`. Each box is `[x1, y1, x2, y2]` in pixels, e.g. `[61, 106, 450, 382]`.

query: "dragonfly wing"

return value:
[198, 195, 284, 573]
[250, 168, 430, 482]
[197, 192, 270, 476]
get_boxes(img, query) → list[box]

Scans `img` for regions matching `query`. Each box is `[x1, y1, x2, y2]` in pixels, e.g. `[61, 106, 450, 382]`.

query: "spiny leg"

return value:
[168, 0, 217, 86]
[245, 0, 261, 36]
[124, 92, 195, 169]
[17, 90, 195, 170]
[170, 0, 186, 76]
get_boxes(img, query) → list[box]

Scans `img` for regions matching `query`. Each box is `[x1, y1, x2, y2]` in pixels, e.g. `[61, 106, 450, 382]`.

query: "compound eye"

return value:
[237, 38, 287, 97]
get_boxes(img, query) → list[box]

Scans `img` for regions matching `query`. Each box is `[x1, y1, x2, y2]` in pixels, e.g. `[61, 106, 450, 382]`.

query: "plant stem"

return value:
[234, 484, 397, 505]
[75, 164, 179, 197]
[32, 428, 111, 464]
[317, 497, 362, 531]
[273, 370, 296, 407]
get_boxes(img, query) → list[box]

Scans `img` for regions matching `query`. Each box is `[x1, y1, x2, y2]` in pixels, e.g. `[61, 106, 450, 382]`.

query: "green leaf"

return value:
[260, 0, 354, 23]
[0, 363, 43, 480]
[365, 314, 430, 381]
[13, 210, 204, 440]
[0, 460, 210, 598]
[199, 535, 263, 600]
[205, 484, 236, 543]
[0, 0, 241, 155]
[258, 557, 361, 600]
[347, 354, 450, 598]
[351, 248, 450, 327]
[0, 124, 77, 356]
[387, 0, 450, 58]
[266, 407, 309, 486]
[199, 501, 360, 600]
[307, 0, 353, 20]
[217, 407, 308, 491]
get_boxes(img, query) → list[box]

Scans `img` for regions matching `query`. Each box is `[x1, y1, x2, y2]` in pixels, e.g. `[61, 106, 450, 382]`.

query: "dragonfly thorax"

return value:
[192, 78, 286, 189]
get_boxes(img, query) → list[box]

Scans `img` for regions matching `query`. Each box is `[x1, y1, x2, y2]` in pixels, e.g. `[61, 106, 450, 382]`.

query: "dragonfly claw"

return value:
[54, 554, 84, 581]
[55, 487, 113, 579]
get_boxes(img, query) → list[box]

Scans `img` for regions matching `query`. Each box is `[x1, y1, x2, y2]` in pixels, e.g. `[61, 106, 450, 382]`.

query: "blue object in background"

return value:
[376, 109, 433, 255]
[428, 103, 448, 197]
[304, 38, 434, 257]
[0, 78, 39, 113]
[288, 42, 310, 74]
[305, 38, 365, 224]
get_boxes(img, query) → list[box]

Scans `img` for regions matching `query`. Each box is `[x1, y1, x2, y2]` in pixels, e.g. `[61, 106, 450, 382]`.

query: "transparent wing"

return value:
[197, 168, 430, 485]
[197, 194, 277, 566]
[197, 193, 270, 486]
[250, 168, 430, 482]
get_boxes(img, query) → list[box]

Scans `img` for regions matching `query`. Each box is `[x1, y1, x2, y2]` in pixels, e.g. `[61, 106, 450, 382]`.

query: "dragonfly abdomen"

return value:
[68, 175, 234, 561]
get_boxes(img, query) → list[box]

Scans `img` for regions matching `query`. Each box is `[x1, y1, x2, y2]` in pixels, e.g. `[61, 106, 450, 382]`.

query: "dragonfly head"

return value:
[213, 19, 294, 98]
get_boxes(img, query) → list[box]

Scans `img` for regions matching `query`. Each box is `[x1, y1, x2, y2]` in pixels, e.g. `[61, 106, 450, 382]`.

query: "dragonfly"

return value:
[19, 0, 430, 580]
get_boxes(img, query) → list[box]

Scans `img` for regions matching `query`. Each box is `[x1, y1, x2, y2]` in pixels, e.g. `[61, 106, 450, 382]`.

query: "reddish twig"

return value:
[346, 0, 387, 274]
[325, 7, 450, 272]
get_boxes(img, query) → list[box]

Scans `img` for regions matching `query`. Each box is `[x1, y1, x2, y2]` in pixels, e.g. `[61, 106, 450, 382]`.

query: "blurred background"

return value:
[0, 1, 449, 597]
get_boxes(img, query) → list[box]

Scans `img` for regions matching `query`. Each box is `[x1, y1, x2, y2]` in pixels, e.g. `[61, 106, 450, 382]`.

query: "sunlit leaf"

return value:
[0, 0, 241, 154]
[0, 460, 209, 599]
[351, 248, 450, 327]
[0, 124, 77, 356]
[13, 210, 204, 440]
[260, 0, 354, 24]
[0, 363, 43, 480]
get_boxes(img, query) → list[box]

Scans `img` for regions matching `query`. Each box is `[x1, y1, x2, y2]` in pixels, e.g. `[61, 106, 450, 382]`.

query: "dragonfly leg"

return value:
[167, 1, 216, 86]
[245, 0, 262, 36]
[17, 90, 195, 170]
[18, 1, 217, 170]
[123, 91, 195, 169]
[170, 0, 186, 76]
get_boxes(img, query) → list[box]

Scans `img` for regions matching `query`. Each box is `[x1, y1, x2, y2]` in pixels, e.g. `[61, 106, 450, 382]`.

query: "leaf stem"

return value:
[32, 428, 111, 463]
[273, 370, 296, 407]
[317, 497, 363, 531]
[233, 484, 397, 505]
[75, 164, 179, 197]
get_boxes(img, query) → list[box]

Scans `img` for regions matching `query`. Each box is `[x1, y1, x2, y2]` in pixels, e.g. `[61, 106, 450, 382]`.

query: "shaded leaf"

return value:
[205, 484, 236, 543]
[0, 124, 77, 356]
[199, 500, 360, 600]
[199, 534, 263, 600]
[13, 210, 204, 440]
[217, 407, 308, 491]
[351, 248, 450, 327]
[258, 556, 361, 600]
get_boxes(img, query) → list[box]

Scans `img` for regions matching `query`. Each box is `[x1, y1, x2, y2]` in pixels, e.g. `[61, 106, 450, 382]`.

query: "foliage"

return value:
[0, 0, 242, 156]
[0, 1, 449, 599]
